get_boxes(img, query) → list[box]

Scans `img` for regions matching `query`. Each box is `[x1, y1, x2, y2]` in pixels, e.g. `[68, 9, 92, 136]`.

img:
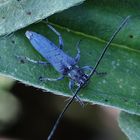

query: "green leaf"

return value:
[0, 0, 84, 36]
[0, 0, 140, 115]
[119, 112, 140, 140]
[49, 0, 140, 50]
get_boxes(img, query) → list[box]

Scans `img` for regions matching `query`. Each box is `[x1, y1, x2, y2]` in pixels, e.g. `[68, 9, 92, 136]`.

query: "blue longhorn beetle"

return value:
[17, 16, 130, 140]
[20, 24, 97, 105]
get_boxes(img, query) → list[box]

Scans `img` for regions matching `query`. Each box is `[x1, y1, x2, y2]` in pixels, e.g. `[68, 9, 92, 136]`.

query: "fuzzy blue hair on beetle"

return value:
[17, 16, 130, 140]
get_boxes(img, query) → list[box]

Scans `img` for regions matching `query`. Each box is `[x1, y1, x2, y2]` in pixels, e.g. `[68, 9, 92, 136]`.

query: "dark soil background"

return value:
[1, 82, 127, 140]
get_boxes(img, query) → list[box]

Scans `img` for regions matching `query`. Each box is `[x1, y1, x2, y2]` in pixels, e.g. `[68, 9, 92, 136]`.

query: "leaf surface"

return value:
[119, 112, 140, 140]
[0, 0, 84, 36]
[0, 0, 140, 115]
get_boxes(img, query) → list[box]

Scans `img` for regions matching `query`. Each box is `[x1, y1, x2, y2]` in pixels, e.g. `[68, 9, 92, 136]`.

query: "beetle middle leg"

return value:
[39, 75, 64, 82]
[75, 39, 83, 63]
[15, 55, 49, 66]
[48, 24, 64, 49]
[69, 80, 84, 106]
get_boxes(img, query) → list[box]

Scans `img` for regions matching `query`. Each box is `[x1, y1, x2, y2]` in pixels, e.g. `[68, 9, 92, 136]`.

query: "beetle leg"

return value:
[82, 66, 107, 76]
[82, 66, 93, 71]
[69, 80, 84, 106]
[15, 55, 49, 66]
[39, 75, 64, 82]
[48, 24, 64, 49]
[68, 79, 75, 92]
[75, 39, 83, 63]
[81, 66, 93, 76]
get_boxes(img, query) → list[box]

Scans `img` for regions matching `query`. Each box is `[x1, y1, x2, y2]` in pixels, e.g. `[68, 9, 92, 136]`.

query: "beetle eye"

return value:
[63, 67, 69, 74]
[68, 65, 72, 70]
[79, 70, 83, 75]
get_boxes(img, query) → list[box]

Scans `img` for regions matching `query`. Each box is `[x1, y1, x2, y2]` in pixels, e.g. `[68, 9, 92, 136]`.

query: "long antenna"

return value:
[47, 16, 130, 140]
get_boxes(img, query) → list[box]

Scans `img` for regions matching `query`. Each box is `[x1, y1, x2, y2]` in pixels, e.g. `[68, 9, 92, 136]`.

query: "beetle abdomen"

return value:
[26, 31, 76, 74]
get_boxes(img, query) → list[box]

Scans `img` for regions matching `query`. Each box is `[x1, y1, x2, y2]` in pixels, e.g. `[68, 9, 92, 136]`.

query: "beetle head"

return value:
[68, 66, 88, 86]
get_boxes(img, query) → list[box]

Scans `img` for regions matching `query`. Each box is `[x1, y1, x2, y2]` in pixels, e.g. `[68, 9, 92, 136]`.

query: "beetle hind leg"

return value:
[39, 75, 64, 82]
[15, 55, 49, 66]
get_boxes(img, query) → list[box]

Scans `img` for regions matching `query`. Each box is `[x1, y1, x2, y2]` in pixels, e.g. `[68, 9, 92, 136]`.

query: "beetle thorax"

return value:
[68, 66, 88, 86]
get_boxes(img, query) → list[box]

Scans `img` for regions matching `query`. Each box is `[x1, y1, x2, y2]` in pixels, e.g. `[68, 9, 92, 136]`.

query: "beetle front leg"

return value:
[69, 80, 84, 106]
[82, 66, 93, 71]
[82, 66, 107, 76]
[15, 55, 49, 66]
[39, 75, 64, 82]
[48, 24, 64, 49]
